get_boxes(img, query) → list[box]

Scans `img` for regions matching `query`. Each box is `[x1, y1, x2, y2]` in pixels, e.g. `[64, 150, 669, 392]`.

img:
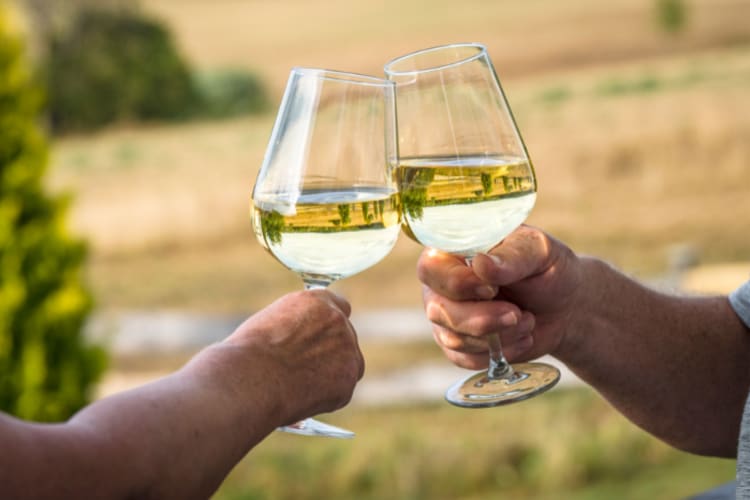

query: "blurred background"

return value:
[2, 0, 750, 498]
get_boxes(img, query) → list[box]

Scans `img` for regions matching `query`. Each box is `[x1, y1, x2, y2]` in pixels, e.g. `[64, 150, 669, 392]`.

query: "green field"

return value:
[36, 0, 750, 497]
[213, 388, 735, 500]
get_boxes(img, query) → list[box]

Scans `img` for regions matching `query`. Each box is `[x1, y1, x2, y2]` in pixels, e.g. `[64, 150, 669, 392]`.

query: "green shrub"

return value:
[0, 6, 105, 421]
[45, 6, 199, 133]
[655, 0, 688, 34]
[42, 6, 271, 133]
[194, 69, 270, 119]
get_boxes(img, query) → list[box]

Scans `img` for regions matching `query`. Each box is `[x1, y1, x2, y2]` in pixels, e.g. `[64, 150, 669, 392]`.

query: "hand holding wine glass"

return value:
[251, 67, 399, 437]
[385, 43, 560, 407]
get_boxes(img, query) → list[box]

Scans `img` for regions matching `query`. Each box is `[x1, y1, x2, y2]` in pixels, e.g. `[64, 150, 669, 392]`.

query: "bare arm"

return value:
[0, 290, 364, 499]
[557, 257, 750, 456]
[418, 225, 750, 457]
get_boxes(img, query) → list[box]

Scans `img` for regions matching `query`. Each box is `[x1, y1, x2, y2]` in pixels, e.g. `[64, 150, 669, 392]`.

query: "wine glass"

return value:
[251, 67, 399, 437]
[384, 43, 560, 408]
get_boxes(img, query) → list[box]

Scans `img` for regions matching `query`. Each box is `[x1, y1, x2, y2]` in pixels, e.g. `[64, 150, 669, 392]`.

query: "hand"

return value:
[418, 225, 583, 369]
[225, 289, 364, 425]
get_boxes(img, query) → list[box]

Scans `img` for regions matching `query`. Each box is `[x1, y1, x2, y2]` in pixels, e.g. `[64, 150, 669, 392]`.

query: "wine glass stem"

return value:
[464, 256, 514, 381]
[487, 333, 514, 380]
[303, 278, 331, 290]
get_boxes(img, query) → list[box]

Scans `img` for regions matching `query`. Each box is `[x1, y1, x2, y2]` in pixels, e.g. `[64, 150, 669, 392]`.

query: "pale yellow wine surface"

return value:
[252, 187, 401, 282]
[397, 155, 536, 256]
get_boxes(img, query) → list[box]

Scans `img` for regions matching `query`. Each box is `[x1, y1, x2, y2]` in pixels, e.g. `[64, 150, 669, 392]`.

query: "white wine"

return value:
[397, 155, 536, 256]
[252, 187, 401, 283]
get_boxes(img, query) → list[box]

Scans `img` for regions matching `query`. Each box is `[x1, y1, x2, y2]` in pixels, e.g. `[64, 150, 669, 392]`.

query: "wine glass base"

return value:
[445, 362, 561, 408]
[278, 417, 355, 439]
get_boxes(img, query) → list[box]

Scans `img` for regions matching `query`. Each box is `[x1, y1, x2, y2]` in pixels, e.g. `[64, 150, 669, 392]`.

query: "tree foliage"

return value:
[33, 3, 270, 134]
[0, 5, 105, 421]
[44, 6, 199, 133]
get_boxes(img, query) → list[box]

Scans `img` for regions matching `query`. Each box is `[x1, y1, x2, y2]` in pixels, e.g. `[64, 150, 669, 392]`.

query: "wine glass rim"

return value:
[291, 66, 395, 88]
[384, 42, 487, 76]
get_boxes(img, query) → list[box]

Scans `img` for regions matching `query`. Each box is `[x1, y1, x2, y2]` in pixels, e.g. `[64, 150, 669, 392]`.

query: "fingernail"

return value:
[488, 254, 502, 267]
[475, 285, 498, 299]
[499, 311, 518, 327]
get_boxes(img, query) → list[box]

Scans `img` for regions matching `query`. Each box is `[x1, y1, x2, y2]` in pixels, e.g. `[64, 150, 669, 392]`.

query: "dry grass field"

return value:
[44, 0, 750, 315]
[142, 0, 750, 99]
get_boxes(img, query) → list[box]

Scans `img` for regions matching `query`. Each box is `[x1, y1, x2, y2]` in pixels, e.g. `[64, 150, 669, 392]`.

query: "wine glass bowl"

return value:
[252, 67, 399, 436]
[385, 43, 560, 407]
[252, 186, 401, 286]
[398, 155, 537, 257]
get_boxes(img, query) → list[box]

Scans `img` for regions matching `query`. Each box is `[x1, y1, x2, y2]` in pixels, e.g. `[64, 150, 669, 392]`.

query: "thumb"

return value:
[471, 225, 556, 286]
[308, 289, 352, 318]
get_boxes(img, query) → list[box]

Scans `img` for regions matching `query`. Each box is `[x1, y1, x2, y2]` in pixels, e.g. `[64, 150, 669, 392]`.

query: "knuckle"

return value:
[415, 257, 430, 283]
[358, 353, 366, 380]
[322, 305, 347, 329]
[525, 227, 550, 254]
[444, 273, 468, 295]
[465, 314, 496, 335]
[425, 301, 446, 325]
[437, 327, 463, 350]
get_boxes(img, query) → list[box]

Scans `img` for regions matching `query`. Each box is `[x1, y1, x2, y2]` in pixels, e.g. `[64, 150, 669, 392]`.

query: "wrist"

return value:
[186, 342, 287, 433]
[553, 256, 613, 366]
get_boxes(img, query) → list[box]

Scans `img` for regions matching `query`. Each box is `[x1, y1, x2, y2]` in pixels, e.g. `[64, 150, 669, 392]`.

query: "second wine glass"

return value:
[385, 43, 560, 408]
[252, 68, 400, 437]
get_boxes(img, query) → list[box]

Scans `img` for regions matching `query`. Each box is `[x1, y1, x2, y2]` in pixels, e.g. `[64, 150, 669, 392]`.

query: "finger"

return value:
[471, 225, 557, 286]
[430, 311, 535, 355]
[338, 313, 364, 381]
[432, 325, 488, 354]
[335, 310, 364, 381]
[354, 328, 366, 381]
[435, 330, 536, 370]
[504, 333, 535, 361]
[309, 288, 352, 317]
[440, 345, 489, 370]
[417, 248, 498, 301]
[423, 285, 523, 336]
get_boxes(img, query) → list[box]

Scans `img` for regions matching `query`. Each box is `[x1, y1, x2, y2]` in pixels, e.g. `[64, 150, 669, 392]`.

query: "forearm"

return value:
[0, 290, 360, 499]
[4, 343, 282, 499]
[558, 257, 750, 457]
